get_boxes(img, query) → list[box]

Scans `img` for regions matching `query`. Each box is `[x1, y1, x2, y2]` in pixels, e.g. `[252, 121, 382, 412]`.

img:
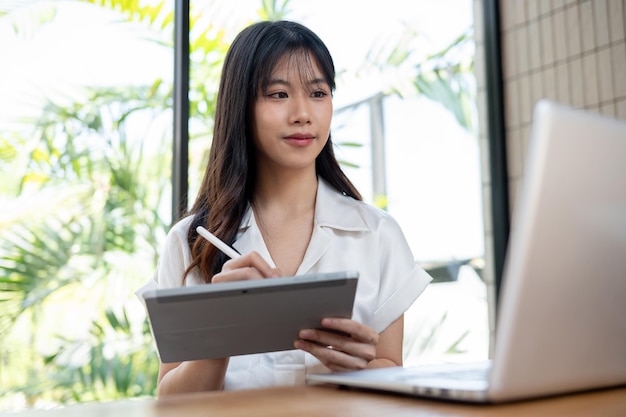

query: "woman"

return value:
[151, 20, 431, 396]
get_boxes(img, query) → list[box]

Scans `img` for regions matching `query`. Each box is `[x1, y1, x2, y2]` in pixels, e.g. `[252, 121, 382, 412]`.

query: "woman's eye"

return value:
[312, 90, 328, 98]
[269, 92, 288, 99]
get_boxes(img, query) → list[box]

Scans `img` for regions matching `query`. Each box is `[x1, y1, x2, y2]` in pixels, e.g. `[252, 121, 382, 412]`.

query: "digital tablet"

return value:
[141, 270, 359, 363]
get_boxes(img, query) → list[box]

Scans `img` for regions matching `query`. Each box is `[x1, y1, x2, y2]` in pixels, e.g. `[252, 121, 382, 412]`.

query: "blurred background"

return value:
[0, 0, 487, 410]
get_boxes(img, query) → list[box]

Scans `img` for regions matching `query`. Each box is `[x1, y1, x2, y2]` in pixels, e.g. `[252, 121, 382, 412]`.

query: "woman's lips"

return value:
[284, 133, 315, 146]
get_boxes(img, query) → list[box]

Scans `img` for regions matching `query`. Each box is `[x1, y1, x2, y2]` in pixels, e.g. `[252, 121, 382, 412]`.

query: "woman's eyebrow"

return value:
[266, 77, 328, 87]
[267, 78, 290, 86]
[308, 78, 328, 87]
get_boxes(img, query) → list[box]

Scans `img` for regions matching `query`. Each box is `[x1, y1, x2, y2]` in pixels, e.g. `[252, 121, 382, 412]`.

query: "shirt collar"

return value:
[314, 178, 369, 232]
[237, 178, 370, 233]
[233, 178, 369, 274]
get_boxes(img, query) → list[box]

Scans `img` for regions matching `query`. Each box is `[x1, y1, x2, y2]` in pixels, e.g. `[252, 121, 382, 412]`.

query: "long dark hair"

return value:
[184, 20, 361, 283]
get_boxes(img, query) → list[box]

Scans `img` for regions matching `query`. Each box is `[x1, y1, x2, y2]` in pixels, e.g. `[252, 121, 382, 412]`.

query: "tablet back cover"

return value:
[143, 271, 358, 362]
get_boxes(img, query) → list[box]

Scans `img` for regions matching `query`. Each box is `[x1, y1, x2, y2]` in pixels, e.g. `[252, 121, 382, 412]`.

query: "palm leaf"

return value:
[0, 0, 56, 37]
[0, 218, 86, 330]
[413, 66, 474, 131]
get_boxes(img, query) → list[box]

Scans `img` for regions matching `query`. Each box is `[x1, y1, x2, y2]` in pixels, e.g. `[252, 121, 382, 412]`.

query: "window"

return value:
[0, 0, 502, 410]
[0, 1, 173, 408]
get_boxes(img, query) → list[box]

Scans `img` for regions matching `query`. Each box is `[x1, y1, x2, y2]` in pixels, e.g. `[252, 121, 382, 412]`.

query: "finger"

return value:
[294, 340, 369, 372]
[221, 252, 281, 277]
[320, 318, 379, 344]
[297, 328, 377, 363]
[211, 266, 266, 283]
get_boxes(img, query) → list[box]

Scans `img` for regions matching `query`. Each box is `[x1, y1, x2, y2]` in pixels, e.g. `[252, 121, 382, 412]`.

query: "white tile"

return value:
[542, 66, 558, 101]
[499, 0, 515, 31]
[579, 0, 596, 52]
[520, 125, 531, 168]
[531, 71, 544, 108]
[566, 5, 582, 56]
[608, 0, 625, 43]
[553, 8, 568, 62]
[593, 0, 611, 48]
[600, 101, 616, 117]
[541, 16, 555, 66]
[528, 0, 540, 21]
[556, 61, 571, 104]
[518, 75, 533, 124]
[502, 31, 517, 79]
[517, 25, 530, 75]
[540, 1, 553, 15]
[514, 1, 528, 27]
[586, 103, 602, 115]
[616, 99, 626, 120]
[569, 56, 585, 108]
[597, 47, 614, 102]
[528, 20, 542, 71]
[583, 52, 600, 105]
[611, 42, 626, 98]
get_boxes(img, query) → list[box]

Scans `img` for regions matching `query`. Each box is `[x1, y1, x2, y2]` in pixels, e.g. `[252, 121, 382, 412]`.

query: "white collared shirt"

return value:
[147, 178, 432, 389]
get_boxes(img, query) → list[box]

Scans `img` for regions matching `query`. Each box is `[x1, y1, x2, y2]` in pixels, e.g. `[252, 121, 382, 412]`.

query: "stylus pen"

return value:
[196, 226, 241, 259]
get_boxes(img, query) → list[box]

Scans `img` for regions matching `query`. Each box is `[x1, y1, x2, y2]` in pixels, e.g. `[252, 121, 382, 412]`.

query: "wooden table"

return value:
[12, 385, 626, 416]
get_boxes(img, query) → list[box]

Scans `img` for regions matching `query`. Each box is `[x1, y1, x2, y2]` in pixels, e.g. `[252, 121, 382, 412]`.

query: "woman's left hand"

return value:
[294, 318, 379, 372]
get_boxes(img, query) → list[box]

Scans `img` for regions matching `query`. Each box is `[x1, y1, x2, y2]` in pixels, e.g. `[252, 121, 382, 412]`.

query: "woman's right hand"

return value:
[211, 251, 281, 283]
[158, 251, 280, 397]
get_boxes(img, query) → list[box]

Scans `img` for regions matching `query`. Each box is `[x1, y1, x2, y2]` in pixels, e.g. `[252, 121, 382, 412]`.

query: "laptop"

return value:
[306, 100, 626, 403]
[141, 270, 358, 363]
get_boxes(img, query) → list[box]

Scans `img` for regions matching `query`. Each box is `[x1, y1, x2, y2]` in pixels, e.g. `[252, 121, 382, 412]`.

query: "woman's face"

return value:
[251, 52, 332, 175]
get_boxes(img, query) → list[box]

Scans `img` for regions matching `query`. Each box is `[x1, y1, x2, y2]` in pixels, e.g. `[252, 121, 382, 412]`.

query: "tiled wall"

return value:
[500, 0, 626, 216]
[473, 0, 626, 353]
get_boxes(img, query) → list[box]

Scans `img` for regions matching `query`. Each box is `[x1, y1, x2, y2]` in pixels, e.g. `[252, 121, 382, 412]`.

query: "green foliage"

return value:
[412, 29, 476, 133]
[366, 24, 477, 134]
[0, 212, 92, 332]
[84, 0, 173, 29]
[42, 308, 159, 402]
[258, 0, 292, 21]
[0, 81, 169, 406]
[0, 0, 476, 409]
[0, 0, 265, 408]
[0, 136, 18, 163]
[0, 1, 57, 37]
[0, 56, 171, 410]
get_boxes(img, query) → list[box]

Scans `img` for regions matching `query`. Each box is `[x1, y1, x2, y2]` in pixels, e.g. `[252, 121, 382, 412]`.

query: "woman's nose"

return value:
[288, 95, 311, 124]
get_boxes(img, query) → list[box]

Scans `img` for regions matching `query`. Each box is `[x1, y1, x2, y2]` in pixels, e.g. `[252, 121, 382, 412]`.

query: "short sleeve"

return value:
[370, 216, 432, 332]
[154, 218, 194, 289]
[135, 216, 196, 300]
